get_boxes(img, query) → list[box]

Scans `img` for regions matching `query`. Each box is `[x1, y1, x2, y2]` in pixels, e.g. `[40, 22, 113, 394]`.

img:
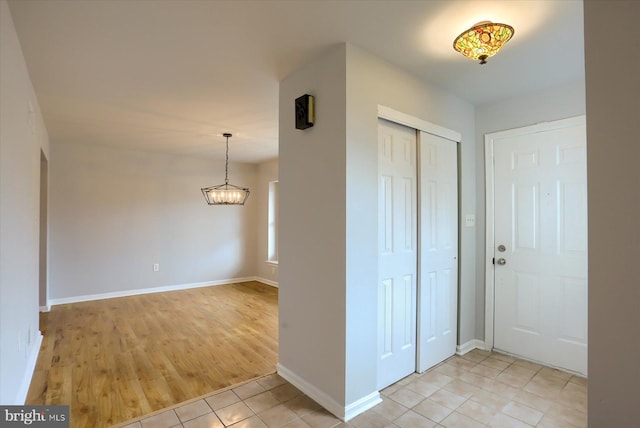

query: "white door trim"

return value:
[377, 105, 461, 374]
[483, 115, 587, 351]
[378, 105, 462, 143]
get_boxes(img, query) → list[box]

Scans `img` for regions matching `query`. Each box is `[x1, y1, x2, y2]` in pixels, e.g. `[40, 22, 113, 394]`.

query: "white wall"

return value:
[584, 1, 640, 424]
[255, 159, 279, 285]
[279, 44, 348, 409]
[49, 142, 258, 301]
[474, 78, 586, 338]
[279, 42, 476, 418]
[0, 0, 49, 403]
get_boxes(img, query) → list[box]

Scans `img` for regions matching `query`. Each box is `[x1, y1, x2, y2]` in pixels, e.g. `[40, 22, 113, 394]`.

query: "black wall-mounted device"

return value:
[295, 94, 315, 130]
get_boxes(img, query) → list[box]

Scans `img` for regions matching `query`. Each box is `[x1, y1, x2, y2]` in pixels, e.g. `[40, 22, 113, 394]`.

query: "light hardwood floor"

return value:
[26, 281, 278, 428]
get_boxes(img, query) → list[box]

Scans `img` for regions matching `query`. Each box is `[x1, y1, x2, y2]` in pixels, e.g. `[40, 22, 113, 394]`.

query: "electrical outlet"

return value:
[153, 263, 159, 272]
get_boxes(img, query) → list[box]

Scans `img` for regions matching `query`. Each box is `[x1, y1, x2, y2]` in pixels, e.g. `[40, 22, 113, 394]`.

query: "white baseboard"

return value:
[15, 332, 43, 404]
[277, 363, 345, 419]
[276, 363, 380, 422]
[456, 339, 487, 356]
[39, 305, 50, 312]
[255, 277, 278, 288]
[344, 390, 382, 422]
[49, 276, 258, 306]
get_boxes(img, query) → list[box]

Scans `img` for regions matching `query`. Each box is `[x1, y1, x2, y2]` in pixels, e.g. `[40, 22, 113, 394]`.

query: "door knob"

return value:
[496, 258, 506, 265]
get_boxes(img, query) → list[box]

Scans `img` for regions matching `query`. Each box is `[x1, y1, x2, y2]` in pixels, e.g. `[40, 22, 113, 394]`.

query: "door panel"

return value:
[377, 119, 417, 389]
[493, 119, 587, 374]
[418, 131, 458, 372]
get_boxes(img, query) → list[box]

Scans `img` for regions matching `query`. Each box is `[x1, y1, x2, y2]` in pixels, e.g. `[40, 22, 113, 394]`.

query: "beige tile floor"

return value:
[113, 350, 587, 428]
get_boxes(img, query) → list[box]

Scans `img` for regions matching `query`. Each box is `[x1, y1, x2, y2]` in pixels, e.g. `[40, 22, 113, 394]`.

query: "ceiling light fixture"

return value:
[201, 133, 250, 205]
[453, 21, 514, 64]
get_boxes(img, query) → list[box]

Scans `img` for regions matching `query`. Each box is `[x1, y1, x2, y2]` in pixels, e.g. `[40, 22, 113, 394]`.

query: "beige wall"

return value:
[49, 142, 259, 301]
[585, 0, 640, 424]
[0, 0, 50, 403]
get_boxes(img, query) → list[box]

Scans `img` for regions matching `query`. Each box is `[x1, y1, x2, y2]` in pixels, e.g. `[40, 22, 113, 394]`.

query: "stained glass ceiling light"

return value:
[453, 21, 514, 64]
[201, 133, 250, 205]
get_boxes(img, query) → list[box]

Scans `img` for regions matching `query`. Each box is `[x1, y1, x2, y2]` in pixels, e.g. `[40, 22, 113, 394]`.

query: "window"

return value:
[267, 180, 279, 263]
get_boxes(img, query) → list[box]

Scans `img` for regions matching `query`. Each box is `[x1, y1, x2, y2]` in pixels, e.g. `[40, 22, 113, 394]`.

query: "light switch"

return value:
[465, 214, 475, 227]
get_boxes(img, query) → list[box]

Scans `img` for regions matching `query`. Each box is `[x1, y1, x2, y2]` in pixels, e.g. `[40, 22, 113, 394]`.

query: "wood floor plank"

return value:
[26, 281, 278, 428]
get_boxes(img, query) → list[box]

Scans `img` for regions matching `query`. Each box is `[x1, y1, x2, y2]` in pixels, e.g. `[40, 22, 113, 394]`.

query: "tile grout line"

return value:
[111, 372, 278, 428]
[117, 350, 587, 428]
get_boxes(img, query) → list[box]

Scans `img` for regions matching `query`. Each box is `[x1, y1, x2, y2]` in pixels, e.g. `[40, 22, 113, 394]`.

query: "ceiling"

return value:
[7, 0, 584, 163]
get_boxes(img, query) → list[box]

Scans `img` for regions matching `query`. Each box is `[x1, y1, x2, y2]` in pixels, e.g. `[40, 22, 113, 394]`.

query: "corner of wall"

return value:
[278, 43, 348, 408]
[277, 363, 381, 422]
[0, 0, 49, 403]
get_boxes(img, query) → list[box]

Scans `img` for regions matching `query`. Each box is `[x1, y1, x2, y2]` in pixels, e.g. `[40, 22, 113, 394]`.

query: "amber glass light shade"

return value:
[453, 21, 514, 64]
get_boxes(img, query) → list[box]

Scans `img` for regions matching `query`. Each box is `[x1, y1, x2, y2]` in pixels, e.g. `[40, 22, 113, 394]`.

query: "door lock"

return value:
[496, 258, 506, 265]
[498, 245, 506, 252]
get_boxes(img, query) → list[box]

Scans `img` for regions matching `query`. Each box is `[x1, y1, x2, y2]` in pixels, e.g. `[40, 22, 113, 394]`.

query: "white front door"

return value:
[418, 131, 458, 372]
[490, 117, 588, 375]
[377, 119, 417, 389]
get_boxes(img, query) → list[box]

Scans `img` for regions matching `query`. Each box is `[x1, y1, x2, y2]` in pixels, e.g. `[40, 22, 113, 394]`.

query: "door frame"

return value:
[483, 115, 587, 351]
[378, 105, 461, 373]
[39, 149, 50, 312]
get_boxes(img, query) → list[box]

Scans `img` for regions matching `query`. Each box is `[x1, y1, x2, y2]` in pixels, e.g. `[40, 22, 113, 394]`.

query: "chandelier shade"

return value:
[201, 183, 250, 205]
[201, 133, 250, 205]
[453, 21, 514, 64]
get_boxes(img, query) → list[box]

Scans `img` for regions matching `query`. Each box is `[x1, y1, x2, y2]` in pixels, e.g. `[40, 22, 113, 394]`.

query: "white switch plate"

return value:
[465, 214, 475, 228]
[153, 263, 159, 272]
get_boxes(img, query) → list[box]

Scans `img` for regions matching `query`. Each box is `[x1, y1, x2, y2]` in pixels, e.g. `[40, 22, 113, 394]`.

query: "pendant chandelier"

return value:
[453, 21, 514, 64]
[201, 133, 250, 205]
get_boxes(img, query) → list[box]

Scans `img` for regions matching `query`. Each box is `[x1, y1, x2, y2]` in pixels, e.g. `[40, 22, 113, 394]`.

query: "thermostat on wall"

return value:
[295, 94, 315, 130]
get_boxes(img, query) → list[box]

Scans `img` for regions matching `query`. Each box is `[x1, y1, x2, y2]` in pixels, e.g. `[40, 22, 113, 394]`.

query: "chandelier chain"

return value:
[225, 134, 229, 184]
